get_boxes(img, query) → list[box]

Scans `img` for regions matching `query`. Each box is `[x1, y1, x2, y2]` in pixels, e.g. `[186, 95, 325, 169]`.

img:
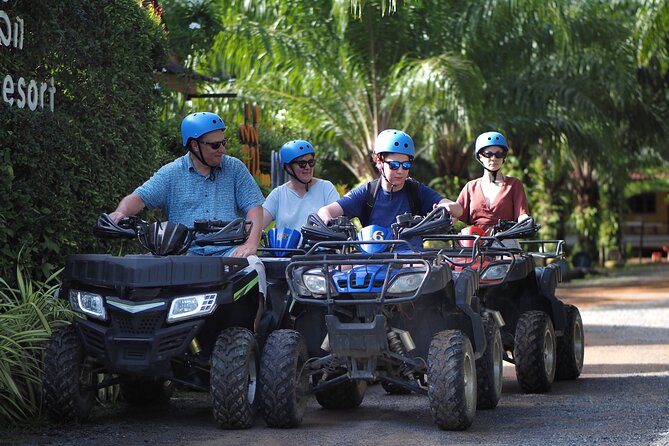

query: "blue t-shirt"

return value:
[134, 153, 264, 255]
[338, 179, 443, 248]
[263, 179, 339, 230]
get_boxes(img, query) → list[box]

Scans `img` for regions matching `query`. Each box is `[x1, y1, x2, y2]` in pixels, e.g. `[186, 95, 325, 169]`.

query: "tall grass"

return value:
[0, 265, 73, 424]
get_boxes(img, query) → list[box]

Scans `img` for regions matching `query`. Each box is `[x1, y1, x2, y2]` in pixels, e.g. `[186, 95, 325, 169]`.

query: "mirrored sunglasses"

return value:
[384, 160, 413, 170]
[293, 159, 316, 168]
[198, 137, 227, 150]
[480, 151, 506, 159]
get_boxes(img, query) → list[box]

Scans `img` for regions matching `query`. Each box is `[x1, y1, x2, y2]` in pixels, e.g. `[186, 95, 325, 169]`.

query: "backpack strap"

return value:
[405, 178, 422, 217]
[362, 178, 381, 227]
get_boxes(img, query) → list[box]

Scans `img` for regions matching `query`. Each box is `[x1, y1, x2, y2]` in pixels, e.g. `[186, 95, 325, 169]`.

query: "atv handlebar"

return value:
[92, 213, 251, 255]
[93, 213, 139, 239]
[394, 206, 452, 239]
[192, 218, 251, 246]
[301, 214, 356, 244]
[491, 217, 540, 241]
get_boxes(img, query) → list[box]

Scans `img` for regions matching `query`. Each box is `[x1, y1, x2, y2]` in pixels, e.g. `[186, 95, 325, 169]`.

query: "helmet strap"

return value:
[189, 142, 219, 180]
[379, 169, 397, 200]
[477, 154, 505, 182]
[285, 166, 312, 192]
[482, 166, 502, 182]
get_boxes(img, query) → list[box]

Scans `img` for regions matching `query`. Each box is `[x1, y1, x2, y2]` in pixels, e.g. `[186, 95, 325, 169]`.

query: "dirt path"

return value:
[557, 264, 669, 308]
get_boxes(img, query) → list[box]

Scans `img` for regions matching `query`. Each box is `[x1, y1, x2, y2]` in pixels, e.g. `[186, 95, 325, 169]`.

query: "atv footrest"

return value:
[380, 375, 427, 396]
[325, 314, 387, 358]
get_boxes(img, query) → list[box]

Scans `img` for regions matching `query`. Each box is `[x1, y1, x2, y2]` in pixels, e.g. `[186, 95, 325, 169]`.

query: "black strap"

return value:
[362, 178, 422, 227]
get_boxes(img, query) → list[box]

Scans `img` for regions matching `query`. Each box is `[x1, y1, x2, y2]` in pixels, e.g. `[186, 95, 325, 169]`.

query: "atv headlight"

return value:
[303, 270, 328, 294]
[387, 272, 423, 294]
[167, 293, 217, 323]
[69, 290, 107, 320]
[481, 263, 511, 281]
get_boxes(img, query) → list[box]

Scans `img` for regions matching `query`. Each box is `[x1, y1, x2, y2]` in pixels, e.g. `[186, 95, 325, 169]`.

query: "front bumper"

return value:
[75, 313, 204, 376]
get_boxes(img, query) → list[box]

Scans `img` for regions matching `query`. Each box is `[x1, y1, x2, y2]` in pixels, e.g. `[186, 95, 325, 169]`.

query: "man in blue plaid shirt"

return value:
[109, 111, 264, 258]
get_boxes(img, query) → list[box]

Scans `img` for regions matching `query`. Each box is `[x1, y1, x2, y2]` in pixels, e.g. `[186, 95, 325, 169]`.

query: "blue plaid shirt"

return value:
[134, 153, 264, 255]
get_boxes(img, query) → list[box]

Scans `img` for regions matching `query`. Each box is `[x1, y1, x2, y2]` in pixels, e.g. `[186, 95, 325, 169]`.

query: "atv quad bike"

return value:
[428, 218, 584, 394]
[258, 207, 503, 431]
[42, 214, 266, 428]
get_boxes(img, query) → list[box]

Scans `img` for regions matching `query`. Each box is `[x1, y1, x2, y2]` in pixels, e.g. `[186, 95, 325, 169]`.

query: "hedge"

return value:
[0, 0, 167, 282]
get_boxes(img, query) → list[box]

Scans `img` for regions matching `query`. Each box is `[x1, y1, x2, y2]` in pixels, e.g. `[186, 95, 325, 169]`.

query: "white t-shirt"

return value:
[263, 179, 339, 230]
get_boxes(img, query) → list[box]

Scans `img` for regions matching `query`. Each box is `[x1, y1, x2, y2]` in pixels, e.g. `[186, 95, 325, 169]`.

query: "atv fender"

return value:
[534, 264, 566, 334]
[452, 268, 485, 357]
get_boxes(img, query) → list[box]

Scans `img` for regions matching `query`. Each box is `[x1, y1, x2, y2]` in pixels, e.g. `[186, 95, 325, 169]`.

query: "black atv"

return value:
[257, 208, 502, 431]
[42, 214, 266, 428]
[438, 219, 584, 393]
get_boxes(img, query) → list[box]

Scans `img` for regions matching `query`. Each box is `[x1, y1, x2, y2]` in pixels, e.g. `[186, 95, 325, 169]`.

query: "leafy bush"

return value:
[0, 0, 167, 282]
[0, 264, 72, 424]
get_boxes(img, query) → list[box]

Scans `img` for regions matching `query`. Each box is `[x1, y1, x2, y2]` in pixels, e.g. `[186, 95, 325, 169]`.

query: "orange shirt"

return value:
[457, 176, 530, 234]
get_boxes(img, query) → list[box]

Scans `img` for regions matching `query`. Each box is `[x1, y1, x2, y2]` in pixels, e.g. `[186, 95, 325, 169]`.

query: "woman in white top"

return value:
[262, 139, 339, 230]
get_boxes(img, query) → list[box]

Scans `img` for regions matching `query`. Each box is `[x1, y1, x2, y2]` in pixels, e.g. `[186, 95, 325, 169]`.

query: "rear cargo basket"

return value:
[64, 254, 248, 288]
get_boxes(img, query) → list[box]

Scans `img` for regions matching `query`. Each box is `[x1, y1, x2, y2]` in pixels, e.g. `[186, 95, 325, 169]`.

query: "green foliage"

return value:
[428, 175, 467, 203]
[0, 0, 167, 282]
[0, 263, 72, 424]
[635, 0, 669, 73]
[525, 143, 571, 240]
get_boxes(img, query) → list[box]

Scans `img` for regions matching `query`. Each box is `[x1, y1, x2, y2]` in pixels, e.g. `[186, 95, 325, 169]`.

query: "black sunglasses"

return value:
[384, 160, 413, 170]
[293, 159, 316, 168]
[198, 137, 227, 150]
[480, 151, 506, 159]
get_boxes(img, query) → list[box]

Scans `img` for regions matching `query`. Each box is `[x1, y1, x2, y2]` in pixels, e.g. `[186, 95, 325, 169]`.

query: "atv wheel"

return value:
[514, 310, 556, 393]
[427, 330, 477, 430]
[211, 327, 259, 429]
[476, 316, 503, 409]
[555, 305, 585, 380]
[42, 325, 96, 422]
[314, 378, 366, 409]
[258, 329, 309, 428]
[121, 379, 175, 405]
[381, 379, 412, 395]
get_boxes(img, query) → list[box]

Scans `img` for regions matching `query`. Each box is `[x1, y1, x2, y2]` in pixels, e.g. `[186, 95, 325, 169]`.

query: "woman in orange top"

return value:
[457, 131, 530, 235]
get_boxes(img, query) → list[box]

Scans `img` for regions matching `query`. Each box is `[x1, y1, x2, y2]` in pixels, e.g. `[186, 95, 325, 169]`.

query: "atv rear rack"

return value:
[518, 239, 565, 259]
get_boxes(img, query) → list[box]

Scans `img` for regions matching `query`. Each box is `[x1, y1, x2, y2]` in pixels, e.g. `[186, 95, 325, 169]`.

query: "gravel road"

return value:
[4, 265, 669, 446]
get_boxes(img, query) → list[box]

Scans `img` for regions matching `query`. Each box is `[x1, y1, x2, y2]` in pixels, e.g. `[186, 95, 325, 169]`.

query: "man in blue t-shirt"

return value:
[317, 129, 463, 248]
[109, 111, 264, 257]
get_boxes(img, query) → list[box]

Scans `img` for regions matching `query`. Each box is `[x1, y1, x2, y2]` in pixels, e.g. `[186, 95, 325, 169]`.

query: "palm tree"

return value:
[203, 0, 482, 182]
[635, 0, 669, 73]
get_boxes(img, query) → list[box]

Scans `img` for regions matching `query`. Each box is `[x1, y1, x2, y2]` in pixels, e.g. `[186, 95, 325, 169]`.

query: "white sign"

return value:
[1, 2, 57, 112]
[0, 10, 23, 49]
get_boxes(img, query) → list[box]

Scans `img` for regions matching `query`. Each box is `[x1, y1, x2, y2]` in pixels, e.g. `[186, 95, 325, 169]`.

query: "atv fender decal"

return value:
[233, 276, 259, 301]
[106, 299, 166, 313]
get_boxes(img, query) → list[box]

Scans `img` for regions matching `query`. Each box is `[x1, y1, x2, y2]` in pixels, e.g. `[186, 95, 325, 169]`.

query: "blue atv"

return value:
[257, 207, 503, 431]
[42, 214, 266, 428]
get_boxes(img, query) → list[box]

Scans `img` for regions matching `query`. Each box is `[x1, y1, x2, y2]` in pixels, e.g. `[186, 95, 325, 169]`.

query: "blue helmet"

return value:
[474, 131, 508, 161]
[279, 139, 315, 165]
[181, 112, 226, 147]
[374, 129, 414, 157]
